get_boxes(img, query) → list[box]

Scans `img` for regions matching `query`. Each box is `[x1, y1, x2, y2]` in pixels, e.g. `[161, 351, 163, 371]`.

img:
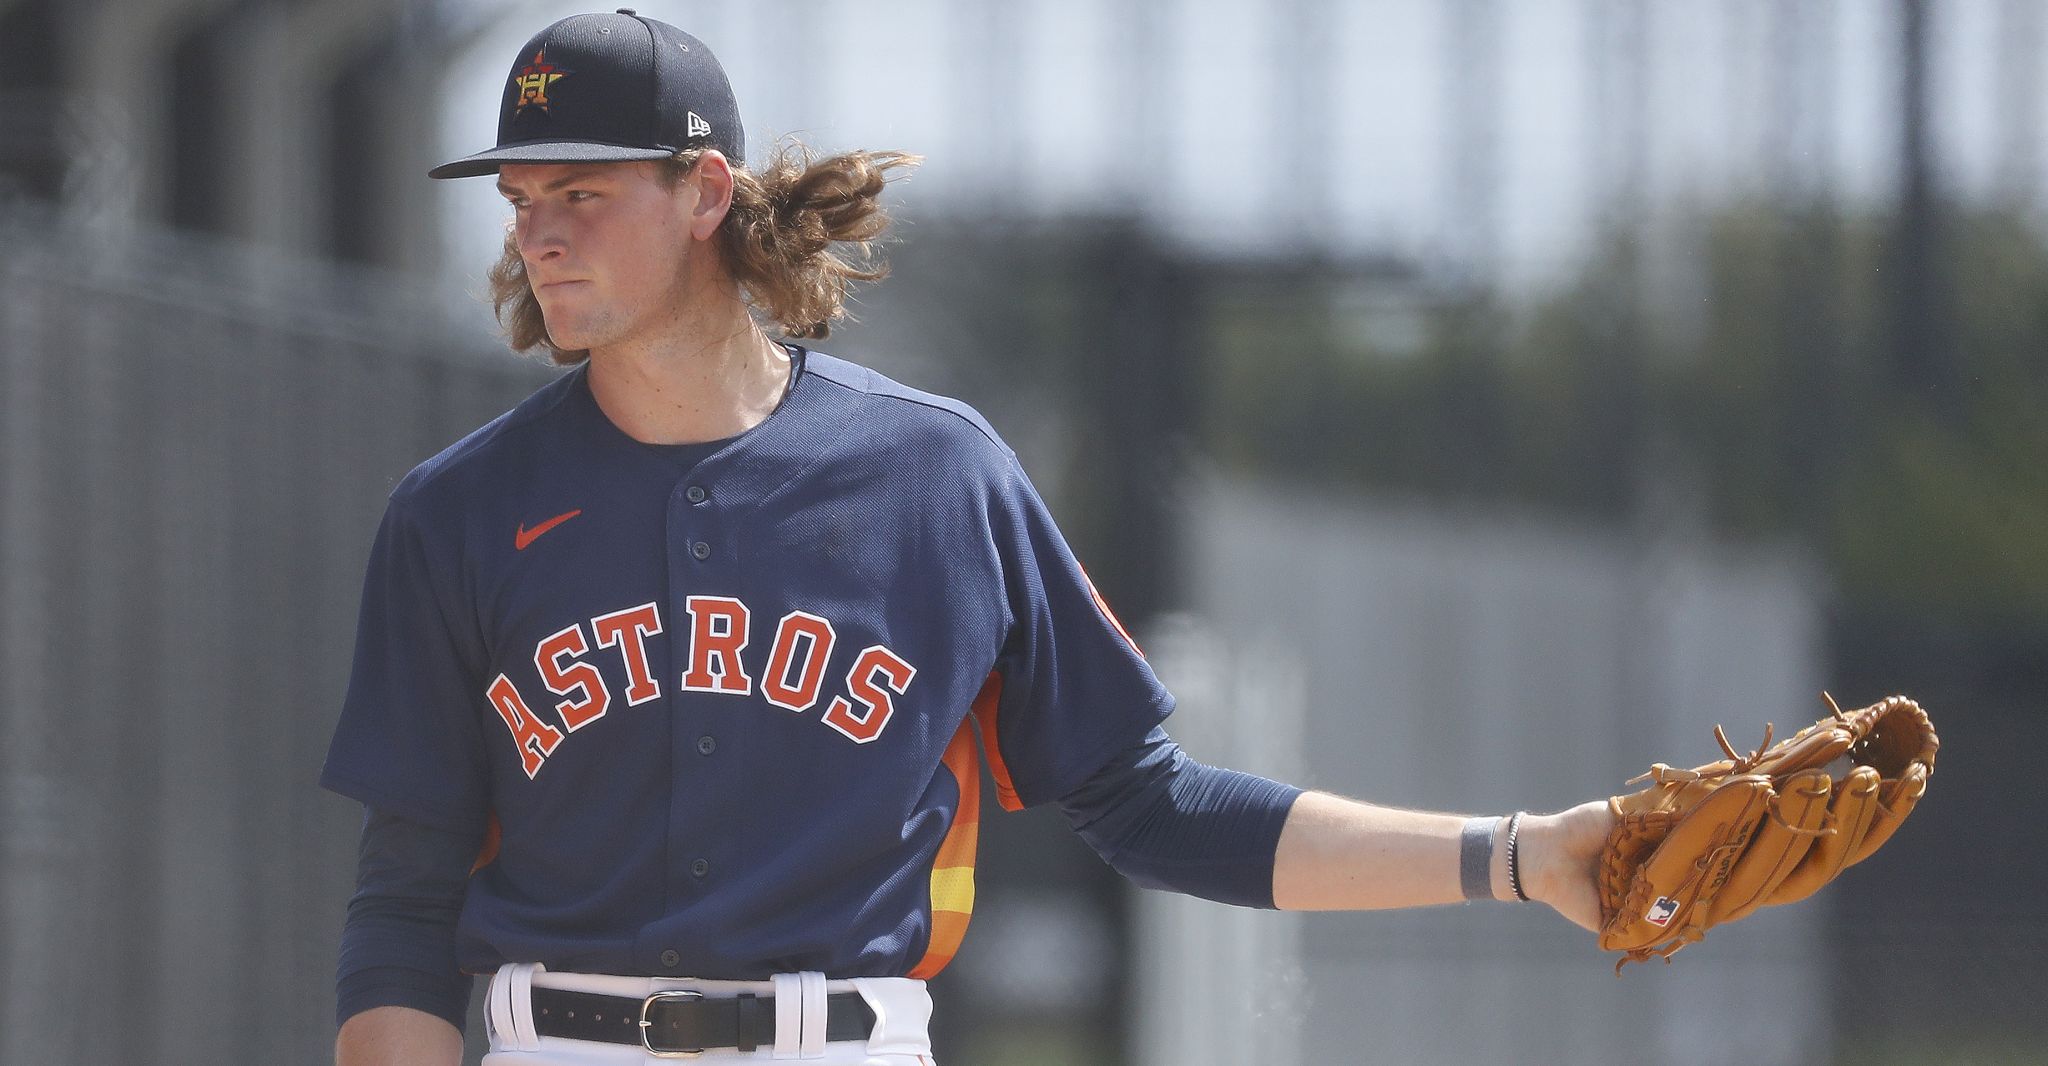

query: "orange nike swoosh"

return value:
[515, 509, 583, 550]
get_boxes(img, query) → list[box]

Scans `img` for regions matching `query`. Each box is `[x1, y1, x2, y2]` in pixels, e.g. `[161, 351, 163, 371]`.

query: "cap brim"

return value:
[428, 140, 679, 179]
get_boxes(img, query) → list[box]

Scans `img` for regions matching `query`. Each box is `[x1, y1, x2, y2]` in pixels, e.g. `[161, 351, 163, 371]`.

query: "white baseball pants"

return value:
[481, 964, 937, 1066]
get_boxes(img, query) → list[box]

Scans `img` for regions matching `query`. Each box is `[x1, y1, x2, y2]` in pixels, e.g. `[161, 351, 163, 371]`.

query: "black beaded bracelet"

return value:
[1505, 811, 1530, 902]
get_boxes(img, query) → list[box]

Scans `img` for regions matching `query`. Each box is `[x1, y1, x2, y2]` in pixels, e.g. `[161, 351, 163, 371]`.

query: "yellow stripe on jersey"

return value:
[929, 865, 976, 915]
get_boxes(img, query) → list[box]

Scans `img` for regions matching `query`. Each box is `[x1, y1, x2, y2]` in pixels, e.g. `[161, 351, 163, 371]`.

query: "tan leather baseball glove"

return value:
[1596, 694, 1937, 972]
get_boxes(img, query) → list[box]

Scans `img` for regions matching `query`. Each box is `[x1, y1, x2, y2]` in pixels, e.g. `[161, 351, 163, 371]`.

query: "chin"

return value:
[540, 311, 616, 354]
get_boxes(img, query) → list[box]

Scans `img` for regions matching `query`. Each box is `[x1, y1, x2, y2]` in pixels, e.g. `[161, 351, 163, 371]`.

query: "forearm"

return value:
[336, 1005, 463, 1066]
[1271, 791, 1511, 910]
[1271, 791, 1612, 930]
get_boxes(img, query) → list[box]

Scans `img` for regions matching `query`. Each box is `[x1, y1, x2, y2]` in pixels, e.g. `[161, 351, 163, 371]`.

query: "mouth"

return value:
[535, 279, 589, 291]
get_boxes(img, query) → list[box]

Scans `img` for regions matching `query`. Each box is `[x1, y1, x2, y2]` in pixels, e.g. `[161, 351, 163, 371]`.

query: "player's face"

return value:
[497, 162, 701, 352]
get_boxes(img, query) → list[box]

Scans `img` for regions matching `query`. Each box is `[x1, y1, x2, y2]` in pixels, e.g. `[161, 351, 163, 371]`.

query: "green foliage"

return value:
[1834, 1034, 2047, 1066]
[1202, 201, 2048, 625]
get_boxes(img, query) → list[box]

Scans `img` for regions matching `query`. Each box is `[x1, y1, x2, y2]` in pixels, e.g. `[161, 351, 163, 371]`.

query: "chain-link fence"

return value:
[0, 203, 549, 1065]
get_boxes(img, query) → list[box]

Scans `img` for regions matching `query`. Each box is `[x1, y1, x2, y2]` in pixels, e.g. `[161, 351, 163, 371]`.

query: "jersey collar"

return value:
[565, 345, 858, 504]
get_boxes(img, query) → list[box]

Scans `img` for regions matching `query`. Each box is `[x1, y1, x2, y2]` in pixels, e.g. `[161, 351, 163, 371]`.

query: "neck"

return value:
[584, 280, 790, 445]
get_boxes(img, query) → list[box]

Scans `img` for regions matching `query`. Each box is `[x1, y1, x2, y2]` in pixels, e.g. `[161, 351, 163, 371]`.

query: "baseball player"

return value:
[323, 10, 1615, 1065]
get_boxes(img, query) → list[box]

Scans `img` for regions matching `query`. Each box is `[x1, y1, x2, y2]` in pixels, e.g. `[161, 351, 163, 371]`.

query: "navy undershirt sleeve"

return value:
[335, 807, 477, 1030]
[1057, 727, 1304, 909]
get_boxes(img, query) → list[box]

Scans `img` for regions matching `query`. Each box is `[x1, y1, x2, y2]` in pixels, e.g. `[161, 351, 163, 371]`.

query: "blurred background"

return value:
[0, 0, 2041, 1063]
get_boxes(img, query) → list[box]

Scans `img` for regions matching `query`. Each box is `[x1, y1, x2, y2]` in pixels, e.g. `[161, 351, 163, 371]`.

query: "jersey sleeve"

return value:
[320, 496, 492, 835]
[980, 457, 1175, 810]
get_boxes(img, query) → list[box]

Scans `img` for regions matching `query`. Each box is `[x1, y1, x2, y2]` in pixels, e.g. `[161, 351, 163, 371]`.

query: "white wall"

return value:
[1135, 473, 1830, 1066]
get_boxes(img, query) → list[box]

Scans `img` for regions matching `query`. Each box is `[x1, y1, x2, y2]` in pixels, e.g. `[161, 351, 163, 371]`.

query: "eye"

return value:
[566, 189, 598, 203]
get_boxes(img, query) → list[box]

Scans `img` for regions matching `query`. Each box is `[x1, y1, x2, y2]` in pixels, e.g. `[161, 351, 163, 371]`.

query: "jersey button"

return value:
[696, 735, 716, 755]
[691, 541, 711, 560]
[690, 859, 710, 877]
[685, 485, 707, 504]
[659, 949, 680, 968]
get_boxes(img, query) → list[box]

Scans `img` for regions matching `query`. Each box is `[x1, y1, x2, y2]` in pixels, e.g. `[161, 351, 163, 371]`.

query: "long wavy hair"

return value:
[487, 143, 922, 365]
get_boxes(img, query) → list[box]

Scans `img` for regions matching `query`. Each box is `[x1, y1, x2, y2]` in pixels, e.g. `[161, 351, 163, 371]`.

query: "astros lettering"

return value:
[485, 597, 917, 778]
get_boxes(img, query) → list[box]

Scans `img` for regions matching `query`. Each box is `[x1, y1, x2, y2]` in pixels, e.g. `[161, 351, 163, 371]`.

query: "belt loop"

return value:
[485, 964, 513, 1049]
[491, 962, 543, 1052]
[797, 971, 827, 1057]
[771, 972, 803, 1059]
[848, 977, 931, 1055]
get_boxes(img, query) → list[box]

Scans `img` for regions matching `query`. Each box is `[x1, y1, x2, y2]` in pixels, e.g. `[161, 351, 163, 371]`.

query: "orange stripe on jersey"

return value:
[471, 813, 502, 875]
[908, 715, 982, 980]
[910, 909, 972, 979]
[969, 671, 1024, 813]
[1079, 564, 1144, 658]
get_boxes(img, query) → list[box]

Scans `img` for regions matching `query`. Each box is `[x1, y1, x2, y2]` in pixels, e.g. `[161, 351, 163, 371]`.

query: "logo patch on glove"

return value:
[1645, 896, 1680, 927]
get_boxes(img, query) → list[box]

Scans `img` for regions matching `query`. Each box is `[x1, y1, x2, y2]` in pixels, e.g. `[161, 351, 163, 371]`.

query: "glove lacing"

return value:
[1623, 722, 1835, 839]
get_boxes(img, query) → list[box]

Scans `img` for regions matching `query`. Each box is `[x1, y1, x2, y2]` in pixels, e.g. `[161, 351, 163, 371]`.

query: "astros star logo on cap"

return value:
[511, 49, 571, 114]
[429, 11, 746, 179]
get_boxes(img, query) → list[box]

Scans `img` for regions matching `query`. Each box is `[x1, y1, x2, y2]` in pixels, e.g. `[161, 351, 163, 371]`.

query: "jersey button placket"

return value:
[666, 479, 726, 907]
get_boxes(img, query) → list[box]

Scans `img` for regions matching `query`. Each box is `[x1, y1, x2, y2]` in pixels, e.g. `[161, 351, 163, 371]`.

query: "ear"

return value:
[685, 151, 736, 242]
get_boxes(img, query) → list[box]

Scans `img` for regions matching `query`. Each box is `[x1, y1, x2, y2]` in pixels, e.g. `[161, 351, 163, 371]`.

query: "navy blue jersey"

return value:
[321, 348, 1173, 980]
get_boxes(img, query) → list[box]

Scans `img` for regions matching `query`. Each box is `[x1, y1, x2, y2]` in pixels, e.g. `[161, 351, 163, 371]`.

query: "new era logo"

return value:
[687, 111, 712, 139]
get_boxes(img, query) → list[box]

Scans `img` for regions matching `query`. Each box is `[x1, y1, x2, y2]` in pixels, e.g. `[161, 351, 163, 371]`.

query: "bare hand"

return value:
[1520, 799, 1616, 934]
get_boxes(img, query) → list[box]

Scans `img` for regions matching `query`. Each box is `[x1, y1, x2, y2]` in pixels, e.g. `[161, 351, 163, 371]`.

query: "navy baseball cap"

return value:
[429, 9, 745, 179]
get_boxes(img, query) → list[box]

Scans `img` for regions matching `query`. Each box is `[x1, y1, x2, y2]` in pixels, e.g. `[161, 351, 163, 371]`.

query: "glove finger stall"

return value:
[1766, 764, 1882, 907]
[1710, 768, 1831, 926]
[1847, 760, 1928, 868]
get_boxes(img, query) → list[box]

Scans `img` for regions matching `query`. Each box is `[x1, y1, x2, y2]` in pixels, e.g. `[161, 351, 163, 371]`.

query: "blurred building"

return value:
[0, 0, 443, 268]
[1139, 482, 1827, 1066]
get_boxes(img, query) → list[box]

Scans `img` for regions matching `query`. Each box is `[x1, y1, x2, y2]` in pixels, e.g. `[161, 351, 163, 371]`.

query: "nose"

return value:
[515, 202, 567, 263]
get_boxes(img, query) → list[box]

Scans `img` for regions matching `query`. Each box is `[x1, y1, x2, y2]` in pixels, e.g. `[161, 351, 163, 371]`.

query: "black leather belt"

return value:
[530, 986, 876, 1057]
